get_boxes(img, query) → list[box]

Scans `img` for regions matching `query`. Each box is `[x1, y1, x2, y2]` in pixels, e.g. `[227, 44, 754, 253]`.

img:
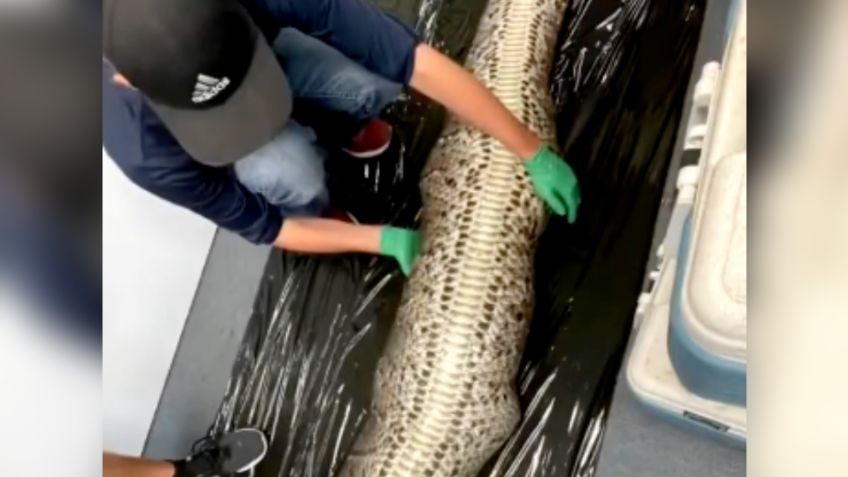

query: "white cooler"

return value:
[626, 0, 747, 444]
[627, 250, 747, 446]
[669, 0, 747, 406]
[670, 162, 746, 405]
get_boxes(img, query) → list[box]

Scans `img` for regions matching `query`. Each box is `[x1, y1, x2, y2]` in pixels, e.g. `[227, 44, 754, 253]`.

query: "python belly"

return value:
[340, 0, 568, 475]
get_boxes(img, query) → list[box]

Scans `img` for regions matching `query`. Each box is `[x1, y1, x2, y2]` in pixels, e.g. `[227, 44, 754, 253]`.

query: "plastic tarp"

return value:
[208, 0, 705, 475]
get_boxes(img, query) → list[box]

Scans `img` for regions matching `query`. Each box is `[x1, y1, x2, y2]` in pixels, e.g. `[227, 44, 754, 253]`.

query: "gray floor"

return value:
[144, 229, 271, 459]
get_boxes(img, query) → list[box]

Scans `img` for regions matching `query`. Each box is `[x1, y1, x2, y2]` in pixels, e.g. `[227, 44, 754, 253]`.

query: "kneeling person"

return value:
[103, 0, 581, 276]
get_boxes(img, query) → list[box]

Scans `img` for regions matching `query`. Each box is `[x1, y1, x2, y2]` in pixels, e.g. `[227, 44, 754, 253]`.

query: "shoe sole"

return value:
[232, 429, 269, 474]
[342, 139, 392, 159]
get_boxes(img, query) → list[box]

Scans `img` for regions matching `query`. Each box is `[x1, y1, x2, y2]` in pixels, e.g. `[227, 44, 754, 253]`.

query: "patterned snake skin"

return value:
[340, 0, 568, 475]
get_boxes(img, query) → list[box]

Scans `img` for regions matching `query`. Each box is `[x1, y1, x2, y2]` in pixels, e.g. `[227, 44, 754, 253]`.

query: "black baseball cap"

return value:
[104, 0, 292, 166]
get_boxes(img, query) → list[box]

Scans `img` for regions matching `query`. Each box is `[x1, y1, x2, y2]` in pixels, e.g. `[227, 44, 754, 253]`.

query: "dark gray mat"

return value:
[596, 375, 746, 477]
[144, 230, 271, 459]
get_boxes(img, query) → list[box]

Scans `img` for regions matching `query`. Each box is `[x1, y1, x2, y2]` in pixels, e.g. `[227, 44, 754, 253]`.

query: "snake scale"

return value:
[340, 0, 568, 475]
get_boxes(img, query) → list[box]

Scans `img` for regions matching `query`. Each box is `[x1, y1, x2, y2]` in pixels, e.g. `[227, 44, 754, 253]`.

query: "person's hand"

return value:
[380, 227, 422, 276]
[524, 145, 581, 223]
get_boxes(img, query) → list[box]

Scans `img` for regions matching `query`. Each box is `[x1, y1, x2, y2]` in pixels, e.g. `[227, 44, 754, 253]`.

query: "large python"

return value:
[340, 0, 568, 475]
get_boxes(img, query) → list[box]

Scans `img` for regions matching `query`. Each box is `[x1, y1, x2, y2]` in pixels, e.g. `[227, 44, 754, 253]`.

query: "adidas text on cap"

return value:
[104, 0, 293, 166]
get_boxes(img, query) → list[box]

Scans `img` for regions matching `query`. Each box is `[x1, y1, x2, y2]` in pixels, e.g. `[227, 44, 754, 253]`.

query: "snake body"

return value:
[340, 0, 568, 475]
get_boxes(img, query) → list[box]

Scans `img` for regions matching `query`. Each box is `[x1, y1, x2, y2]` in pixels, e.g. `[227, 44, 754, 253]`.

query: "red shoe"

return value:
[342, 119, 393, 159]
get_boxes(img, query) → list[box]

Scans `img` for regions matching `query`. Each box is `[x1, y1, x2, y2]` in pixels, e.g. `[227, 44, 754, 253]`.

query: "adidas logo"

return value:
[192, 74, 230, 103]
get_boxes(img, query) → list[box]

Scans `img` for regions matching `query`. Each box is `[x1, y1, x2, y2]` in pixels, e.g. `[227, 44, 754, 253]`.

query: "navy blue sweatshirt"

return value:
[103, 0, 417, 244]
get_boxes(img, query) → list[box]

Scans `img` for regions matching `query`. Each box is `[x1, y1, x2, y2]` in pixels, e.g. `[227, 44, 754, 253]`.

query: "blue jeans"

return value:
[234, 28, 403, 216]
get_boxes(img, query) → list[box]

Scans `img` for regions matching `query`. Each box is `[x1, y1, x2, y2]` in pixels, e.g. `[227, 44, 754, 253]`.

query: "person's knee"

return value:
[318, 66, 401, 120]
[242, 161, 328, 213]
[271, 28, 401, 120]
[234, 124, 328, 212]
[346, 73, 400, 119]
[262, 163, 327, 211]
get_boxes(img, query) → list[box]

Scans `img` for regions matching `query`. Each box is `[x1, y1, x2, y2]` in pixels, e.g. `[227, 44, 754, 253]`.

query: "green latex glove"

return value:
[524, 145, 581, 223]
[380, 227, 422, 276]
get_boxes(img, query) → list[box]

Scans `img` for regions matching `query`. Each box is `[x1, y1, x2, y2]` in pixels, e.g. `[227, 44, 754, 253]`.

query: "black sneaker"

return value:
[179, 429, 268, 476]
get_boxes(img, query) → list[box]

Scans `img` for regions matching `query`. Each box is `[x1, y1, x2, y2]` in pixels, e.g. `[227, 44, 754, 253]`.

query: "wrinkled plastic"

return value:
[209, 1, 705, 476]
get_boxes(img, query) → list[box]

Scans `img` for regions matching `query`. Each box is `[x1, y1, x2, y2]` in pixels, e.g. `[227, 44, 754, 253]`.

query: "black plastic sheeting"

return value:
[208, 1, 705, 476]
